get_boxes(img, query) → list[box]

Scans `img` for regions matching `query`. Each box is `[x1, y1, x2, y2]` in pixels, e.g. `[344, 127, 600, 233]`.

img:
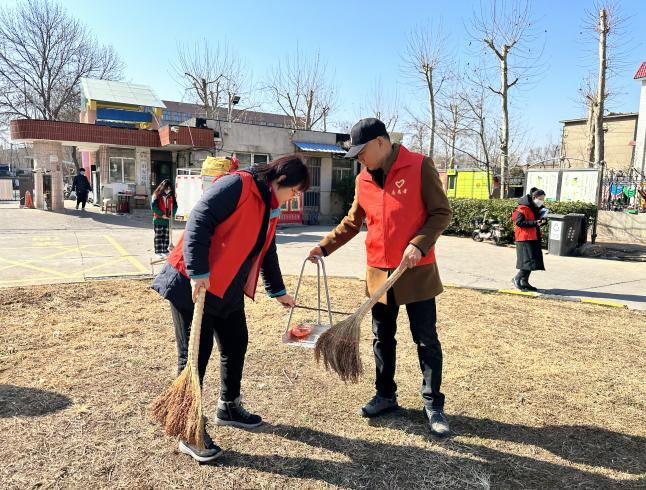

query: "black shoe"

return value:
[359, 393, 399, 418]
[75, 205, 79, 210]
[215, 396, 263, 429]
[178, 428, 223, 463]
[522, 282, 538, 292]
[424, 407, 451, 437]
[512, 277, 529, 291]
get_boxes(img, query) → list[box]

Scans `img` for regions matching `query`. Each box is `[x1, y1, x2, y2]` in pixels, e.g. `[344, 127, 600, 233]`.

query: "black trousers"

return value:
[170, 302, 248, 402]
[76, 191, 88, 209]
[371, 290, 445, 410]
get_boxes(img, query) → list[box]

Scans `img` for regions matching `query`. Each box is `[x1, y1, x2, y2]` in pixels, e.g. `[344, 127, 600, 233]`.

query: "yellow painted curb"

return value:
[497, 289, 540, 297]
[580, 299, 626, 308]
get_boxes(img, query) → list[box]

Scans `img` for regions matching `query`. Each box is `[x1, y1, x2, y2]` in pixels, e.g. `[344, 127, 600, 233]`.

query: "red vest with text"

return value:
[168, 172, 278, 300]
[358, 145, 436, 268]
[153, 195, 175, 219]
[513, 205, 538, 241]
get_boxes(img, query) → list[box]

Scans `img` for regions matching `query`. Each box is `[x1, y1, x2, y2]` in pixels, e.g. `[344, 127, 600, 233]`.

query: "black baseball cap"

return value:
[344, 118, 389, 159]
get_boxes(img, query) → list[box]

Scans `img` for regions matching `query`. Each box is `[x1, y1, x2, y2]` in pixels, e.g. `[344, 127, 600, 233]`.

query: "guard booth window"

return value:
[447, 175, 456, 190]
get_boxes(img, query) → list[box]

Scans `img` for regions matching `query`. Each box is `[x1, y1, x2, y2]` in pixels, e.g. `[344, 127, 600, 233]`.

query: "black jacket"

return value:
[515, 195, 545, 271]
[151, 169, 285, 316]
[71, 174, 92, 194]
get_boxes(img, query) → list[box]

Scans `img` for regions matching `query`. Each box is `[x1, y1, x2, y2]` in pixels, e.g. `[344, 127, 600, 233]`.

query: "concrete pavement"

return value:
[1, 201, 645, 311]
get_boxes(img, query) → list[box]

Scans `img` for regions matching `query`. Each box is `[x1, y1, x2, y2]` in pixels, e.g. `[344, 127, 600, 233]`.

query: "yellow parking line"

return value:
[68, 256, 128, 277]
[0, 257, 71, 278]
[0, 245, 94, 272]
[104, 235, 148, 273]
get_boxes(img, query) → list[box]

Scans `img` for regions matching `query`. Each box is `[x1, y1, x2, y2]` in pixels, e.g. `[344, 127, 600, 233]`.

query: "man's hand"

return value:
[537, 219, 547, 226]
[401, 243, 422, 269]
[190, 278, 210, 303]
[307, 245, 323, 263]
[275, 294, 296, 309]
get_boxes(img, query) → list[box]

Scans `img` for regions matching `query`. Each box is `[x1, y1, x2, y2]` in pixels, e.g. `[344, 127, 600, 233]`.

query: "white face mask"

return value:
[534, 199, 544, 207]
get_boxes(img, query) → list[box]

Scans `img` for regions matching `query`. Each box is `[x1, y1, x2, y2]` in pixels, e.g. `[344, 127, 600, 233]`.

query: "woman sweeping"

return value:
[152, 154, 309, 462]
[151, 179, 177, 258]
[512, 187, 547, 292]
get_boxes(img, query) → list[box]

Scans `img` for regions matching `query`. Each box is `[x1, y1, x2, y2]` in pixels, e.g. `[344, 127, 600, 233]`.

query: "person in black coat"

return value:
[512, 188, 547, 291]
[71, 168, 92, 210]
[151, 154, 310, 462]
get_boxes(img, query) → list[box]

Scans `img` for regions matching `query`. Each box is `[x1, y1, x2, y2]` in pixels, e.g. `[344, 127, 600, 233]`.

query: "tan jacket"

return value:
[320, 144, 453, 305]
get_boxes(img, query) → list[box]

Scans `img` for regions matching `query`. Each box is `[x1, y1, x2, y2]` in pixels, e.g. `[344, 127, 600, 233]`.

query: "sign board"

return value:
[549, 220, 562, 240]
[559, 170, 600, 203]
[526, 171, 560, 202]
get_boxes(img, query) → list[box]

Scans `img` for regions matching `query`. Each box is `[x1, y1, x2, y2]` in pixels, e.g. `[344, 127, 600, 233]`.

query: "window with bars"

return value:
[307, 157, 321, 188]
[332, 158, 354, 186]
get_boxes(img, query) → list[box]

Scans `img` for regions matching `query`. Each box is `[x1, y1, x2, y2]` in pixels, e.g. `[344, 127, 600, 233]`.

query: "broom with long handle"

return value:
[150, 287, 206, 448]
[314, 263, 408, 383]
[167, 211, 175, 252]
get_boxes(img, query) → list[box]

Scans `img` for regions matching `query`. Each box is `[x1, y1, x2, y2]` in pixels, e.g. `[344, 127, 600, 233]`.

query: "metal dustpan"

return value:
[282, 256, 334, 349]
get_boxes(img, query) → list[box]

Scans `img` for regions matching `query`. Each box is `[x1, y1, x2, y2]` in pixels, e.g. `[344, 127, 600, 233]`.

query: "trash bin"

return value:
[548, 213, 583, 256]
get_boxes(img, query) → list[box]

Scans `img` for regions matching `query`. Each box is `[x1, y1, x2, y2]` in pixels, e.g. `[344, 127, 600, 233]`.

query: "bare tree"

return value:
[361, 79, 400, 132]
[403, 21, 450, 158]
[405, 119, 429, 155]
[173, 39, 259, 123]
[470, 0, 544, 197]
[436, 85, 470, 169]
[526, 139, 561, 166]
[579, 2, 630, 167]
[0, 0, 123, 124]
[266, 47, 335, 130]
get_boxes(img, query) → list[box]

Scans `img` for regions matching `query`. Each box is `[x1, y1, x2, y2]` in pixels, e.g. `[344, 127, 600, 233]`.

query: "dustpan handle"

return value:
[286, 255, 334, 328]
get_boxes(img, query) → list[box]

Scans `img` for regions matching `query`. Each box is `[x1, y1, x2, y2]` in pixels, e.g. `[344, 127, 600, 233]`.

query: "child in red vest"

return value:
[150, 179, 176, 258]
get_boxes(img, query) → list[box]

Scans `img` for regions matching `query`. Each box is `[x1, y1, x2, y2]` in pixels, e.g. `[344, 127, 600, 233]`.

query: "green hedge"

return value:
[445, 198, 598, 245]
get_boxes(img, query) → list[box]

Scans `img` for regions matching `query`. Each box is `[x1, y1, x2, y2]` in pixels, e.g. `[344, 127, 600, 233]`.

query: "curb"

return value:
[443, 283, 629, 310]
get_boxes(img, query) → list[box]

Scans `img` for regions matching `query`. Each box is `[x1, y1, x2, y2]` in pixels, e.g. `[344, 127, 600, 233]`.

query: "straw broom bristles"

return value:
[315, 265, 407, 382]
[150, 288, 206, 448]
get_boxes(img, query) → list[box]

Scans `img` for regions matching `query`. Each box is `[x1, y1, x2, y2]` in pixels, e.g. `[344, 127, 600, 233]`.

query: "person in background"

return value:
[151, 154, 309, 462]
[71, 168, 92, 210]
[151, 179, 177, 259]
[490, 176, 501, 199]
[512, 187, 547, 291]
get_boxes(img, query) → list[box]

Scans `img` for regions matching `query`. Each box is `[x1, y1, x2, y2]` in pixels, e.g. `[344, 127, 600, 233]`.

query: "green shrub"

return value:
[445, 198, 597, 245]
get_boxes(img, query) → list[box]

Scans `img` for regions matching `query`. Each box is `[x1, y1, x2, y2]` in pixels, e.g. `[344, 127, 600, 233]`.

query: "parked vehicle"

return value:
[472, 212, 503, 245]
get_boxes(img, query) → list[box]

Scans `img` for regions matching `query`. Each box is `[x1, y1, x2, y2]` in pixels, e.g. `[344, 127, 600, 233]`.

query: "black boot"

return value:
[215, 396, 262, 429]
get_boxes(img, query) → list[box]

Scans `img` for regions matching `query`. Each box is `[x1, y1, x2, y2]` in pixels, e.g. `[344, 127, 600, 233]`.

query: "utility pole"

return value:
[594, 9, 609, 168]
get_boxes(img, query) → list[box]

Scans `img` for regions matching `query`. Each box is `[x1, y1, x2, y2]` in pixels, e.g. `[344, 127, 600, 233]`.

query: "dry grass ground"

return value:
[0, 277, 644, 489]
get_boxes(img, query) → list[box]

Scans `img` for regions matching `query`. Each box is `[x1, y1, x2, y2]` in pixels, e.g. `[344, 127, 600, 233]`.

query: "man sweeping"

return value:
[308, 118, 453, 436]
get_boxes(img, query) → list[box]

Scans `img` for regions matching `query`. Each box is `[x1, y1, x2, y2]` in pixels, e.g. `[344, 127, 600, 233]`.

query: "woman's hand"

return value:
[275, 294, 296, 309]
[401, 243, 422, 269]
[190, 278, 210, 303]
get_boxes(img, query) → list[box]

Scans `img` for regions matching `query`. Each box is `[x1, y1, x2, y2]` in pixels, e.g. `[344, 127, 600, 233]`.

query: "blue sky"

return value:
[5, 0, 646, 147]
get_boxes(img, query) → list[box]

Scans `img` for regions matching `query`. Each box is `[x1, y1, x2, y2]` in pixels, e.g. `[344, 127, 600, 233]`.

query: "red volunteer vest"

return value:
[153, 195, 175, 219]
[358, 145, 436, 268]
[168, 172, 278, 300]
[513, 205, 538, 241]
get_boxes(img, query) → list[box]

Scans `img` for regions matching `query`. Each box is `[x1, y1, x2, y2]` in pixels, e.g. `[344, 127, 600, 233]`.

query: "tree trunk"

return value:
[585, 98, 596, 165]
[427, 70, 435, 158]
[71, 146, 80, 172]
[594, 9, 608, 167]
[500, 49, 510, 198]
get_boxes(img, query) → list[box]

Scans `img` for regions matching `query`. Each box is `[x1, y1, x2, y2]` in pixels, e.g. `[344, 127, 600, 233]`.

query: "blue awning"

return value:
[293, 141, 346, 154]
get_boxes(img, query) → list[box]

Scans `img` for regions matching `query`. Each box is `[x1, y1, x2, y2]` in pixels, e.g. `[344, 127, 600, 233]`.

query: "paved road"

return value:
[1, 201, 645, 311]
